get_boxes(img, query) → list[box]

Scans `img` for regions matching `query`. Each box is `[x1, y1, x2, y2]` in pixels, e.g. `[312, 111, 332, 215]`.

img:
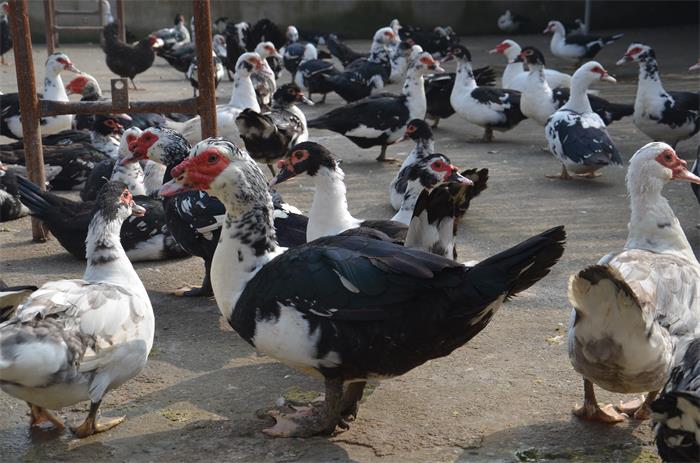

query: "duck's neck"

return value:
[625, 177, 697, 263]
[503, 59, 525, 86]
[402, 69, 427, 120]
[369, 46, 389, 64]
[563, 74, 593, 113]
[43, 68, 69, 102]
[392, 178, 424, 225]
[307, 166, 359, 241]
[229, 72, 260, 111]
[110, 160, 147, 196]
[551, 30, 565, 49]
[525, 64, 550, 95]
[636, 58, 665, 99]
[91, 132, 120, 159]
[210, 184, 282, 320]
[287, 104, 308, 141]
[84, 213, 145, 289]
[454, 60, 477, 93]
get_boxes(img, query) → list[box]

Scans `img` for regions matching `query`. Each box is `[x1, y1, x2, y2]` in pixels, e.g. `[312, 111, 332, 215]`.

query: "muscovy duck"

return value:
[293, 43, 340, 104]
[157, 39, 195, 73]
[0, 52, 79, 139]
[518, 47, 632, 126]
[568, 142, 700, 424]
[212, 33, 229, 78]
[18, 175, 185, 262]
[0, 182, 154, 438]
[125, 127, 307, 295]
[159, 138, 566, 437]
[388, 40, 415, 83]
[651, 338, 700, 462]
[1, 114, 124, 190]
[497, 10, 529, 33]
[251, 41, 282, 109]
[152, 13, 190, 52]
[185, 51, 225, 97]
[236, 83, 312, 175]
[0, 163, 28, 222]
[389, 119, 489, 220]
[102, 22, 160, 90]
[568, 19, 589, 36]
[545, 62, 623, 179]
[248, 19, 285, 50]
[489, 39, 571, 91]
[544, 20, 623, 64]
[617, 43, 699, 148]
[65, 73, 175, 130]
[424, 64, 497, 129]
[447, 45, 526, 142]
[271, 141, 471, 241]
[308, 52, 443, 162]
[181, 52, 263, 145]
[0, 2, 11, 66]
[343, 27, 397, 84]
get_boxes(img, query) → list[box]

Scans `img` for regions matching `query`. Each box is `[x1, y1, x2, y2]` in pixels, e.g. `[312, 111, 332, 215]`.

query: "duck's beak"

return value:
[616, 54, 633, 66]
[130, 202, 146, 217]
[159, 178, 193, 197]
[672, 165, 700, 184]
[446, 169, 473, 185]
[270, 162, 297, 186]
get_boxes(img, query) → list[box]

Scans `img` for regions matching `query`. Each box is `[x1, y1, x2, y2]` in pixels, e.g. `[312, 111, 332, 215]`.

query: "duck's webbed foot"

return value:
[615, 391, 657, 420]
[572, 378, 625, 424]
[262, 378, 344, 437]
[29, 404, 65, 430]
[546, 165, 573, 180]
[71, 401, 125, 438]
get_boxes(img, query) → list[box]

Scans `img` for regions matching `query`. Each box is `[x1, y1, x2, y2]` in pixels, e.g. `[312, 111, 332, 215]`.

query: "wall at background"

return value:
[26, 0, 699, 42]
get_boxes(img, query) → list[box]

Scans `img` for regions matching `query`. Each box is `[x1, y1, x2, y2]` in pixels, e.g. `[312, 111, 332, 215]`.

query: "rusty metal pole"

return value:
[193, 0, 217, 139]
[9, 0, 48, 241]
[43, 0, 55, 54]
[115, 0, 125, 42]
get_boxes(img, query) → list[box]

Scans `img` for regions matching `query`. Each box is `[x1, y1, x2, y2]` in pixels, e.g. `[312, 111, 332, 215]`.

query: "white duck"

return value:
[181, 52, 263, 145]
[252, 41, 282, 109]
[0, 182, 153, 437]
[1, 52, 80, 139]
[489, 39, 571, 91]
[545, 62, 622, 179]
[544, 20, 623, 64]
[567, 142, 700, 424]
[617, 43, 700, 148]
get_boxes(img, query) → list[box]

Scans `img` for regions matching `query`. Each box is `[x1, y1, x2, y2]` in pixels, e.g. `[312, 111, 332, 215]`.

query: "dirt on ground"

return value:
[0, 24, 698, 463]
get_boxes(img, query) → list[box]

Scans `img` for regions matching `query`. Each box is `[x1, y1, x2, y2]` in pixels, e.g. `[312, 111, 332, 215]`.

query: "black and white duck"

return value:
[152, 13, 190, 52]
[293, 43, 340, 104]
[180, 52, 263, 144]
[545, 62, 623, 179]
[568, 142, 700, 424]
[617, 43, 699, 148]
[124, 127, 307, 295]
[518, 47, 632, 126]
[447, 45, 526, 142]
[17, 171, 186, 262]
[0, 182, 154, 438]
[489, 39, 571, 91]
[0, 52, 80, 139]
[544, 20, 623, 64]
[236, 83, 313, 175]
[308, 52, 443, 162]
[250, 41, 282, 109]
[270, 141, 472, 241]
[185, 51, 225, 97]
[389, 120, 488, 218]
[158, 137, 566, 437]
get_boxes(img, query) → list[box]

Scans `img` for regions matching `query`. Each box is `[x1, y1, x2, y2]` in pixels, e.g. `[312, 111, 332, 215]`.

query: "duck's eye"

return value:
[433, 161, 444, 169]
[664, 154, 672, 162]
[295, 151, 304, 160]
[208, 154, 218, 163]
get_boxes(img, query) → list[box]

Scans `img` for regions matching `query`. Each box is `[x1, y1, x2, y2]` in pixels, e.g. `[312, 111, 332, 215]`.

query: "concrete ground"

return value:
[1, 24, 698, 463]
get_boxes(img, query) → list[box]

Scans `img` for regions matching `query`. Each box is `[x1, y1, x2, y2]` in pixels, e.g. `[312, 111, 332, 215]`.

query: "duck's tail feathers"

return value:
[603, 33, 624, 45]
[16, 176, 54, 220]
[472, 225, 566, 299]
[454, 168, 489, 218]
[567, 265, 643, 320]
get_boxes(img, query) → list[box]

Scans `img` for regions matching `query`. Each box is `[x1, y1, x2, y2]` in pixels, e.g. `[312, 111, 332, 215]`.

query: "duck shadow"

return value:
[459, 418, 654, 462]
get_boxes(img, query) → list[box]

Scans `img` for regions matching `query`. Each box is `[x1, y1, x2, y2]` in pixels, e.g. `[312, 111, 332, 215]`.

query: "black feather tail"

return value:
[473, 66, 497, 87]
[470, 226, 566, 299]
[603, 33, 624, 45]
[16, 176, 52, 219]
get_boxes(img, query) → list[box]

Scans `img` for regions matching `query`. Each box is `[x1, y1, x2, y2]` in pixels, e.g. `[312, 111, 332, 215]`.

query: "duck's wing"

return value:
[611, 250, 700, 340]
[1, 280, 149, 395]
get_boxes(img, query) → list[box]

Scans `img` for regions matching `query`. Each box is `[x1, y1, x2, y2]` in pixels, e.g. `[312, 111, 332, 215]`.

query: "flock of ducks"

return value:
[0, 10, 698, 462]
